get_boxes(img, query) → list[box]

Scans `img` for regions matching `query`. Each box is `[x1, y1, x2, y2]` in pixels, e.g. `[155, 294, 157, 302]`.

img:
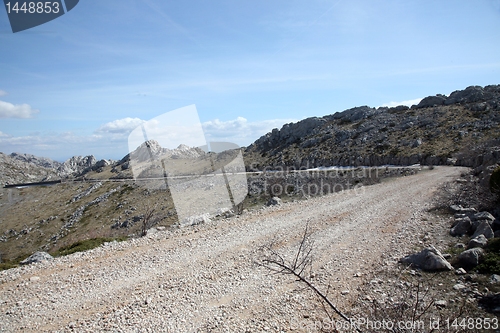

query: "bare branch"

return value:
[259, 226, 362, 333]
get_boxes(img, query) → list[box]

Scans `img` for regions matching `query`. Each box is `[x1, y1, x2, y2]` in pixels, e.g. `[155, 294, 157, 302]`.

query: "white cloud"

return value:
[0, 100, 39, 118]
[0, 90, 7, 97]
[95, 117, 146, 135]
[202, 117, 297, 147]
[0, 131, 9, 137]
[380, 98, 422, 108]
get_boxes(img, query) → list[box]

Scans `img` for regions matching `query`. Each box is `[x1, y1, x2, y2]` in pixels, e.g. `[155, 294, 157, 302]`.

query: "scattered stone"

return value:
[471, 211, 495, 224]
[179, 214, 211, 228]
[435, 300, 447, 308]
[341, 290, 350, 295]
[491, 275, 500, 284]
[449, 205, 477, 215]
[20, 251, 53, 265]
[453, 283, 467, 291]
[412, 138, 423, 148]
[456, 248, 484, 269]
[146, 227, 158, 235]
[467, 234, 488, 249]
[400, 246, 453, 271]
[266, 197, 282, 206]
[442, 253, 452, 259]
[29, 276, 40, 282]
[450, 217, 472, 236]
[455, 243, 466, 249]
[455, 268, 467, 275]
[471, 221, 494, 239]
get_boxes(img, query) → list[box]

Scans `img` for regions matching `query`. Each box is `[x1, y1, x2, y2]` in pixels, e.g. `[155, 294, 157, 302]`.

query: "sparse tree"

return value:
[140, 203, 158, 237]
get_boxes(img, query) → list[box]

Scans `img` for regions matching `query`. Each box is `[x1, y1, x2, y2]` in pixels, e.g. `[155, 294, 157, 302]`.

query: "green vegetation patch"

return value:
[477, 238, 500, 274]
[0, 262, 19, 271]
[53, 236, 128, 257]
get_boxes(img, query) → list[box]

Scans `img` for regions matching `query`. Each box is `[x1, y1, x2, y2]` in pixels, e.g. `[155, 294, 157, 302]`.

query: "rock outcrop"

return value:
[20, 251, 53, 265]
[245, 84, 500, 170]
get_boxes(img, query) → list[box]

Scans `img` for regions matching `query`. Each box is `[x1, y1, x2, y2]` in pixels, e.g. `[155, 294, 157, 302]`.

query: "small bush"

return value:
[490, 166, 500, 195]
[0, 262, 18, 271]
[477, 238, 500, 274]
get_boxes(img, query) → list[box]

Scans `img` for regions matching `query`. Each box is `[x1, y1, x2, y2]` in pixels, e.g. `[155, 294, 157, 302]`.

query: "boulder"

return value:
[467, 234, 488, 249]
[471, 221, 494, 239]
[329, 106, 380, 122]
[456, 248, 484, 269]
[445, 86, 490, 105]
[412, 138, 423, 148]
[20, 251, 53, 265]
[400, 246, 453, 271]
[450, 217, 472, 236]
[416, 95, 447, 108]
[449, 205, 477, 215]
[179, 214, 211, 228]
[471, 211, 496, 224]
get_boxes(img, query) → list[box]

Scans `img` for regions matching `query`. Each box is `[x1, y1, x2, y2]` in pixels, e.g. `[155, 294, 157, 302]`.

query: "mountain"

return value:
[2, 84, 499, 186]
[244, 85, 500, 170]
[0, 153, 61, 186]
[0, 153, 114, 185]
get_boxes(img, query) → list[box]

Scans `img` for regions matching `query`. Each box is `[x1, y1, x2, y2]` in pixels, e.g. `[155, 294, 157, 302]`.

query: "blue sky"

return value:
[1, 0, 499, 161]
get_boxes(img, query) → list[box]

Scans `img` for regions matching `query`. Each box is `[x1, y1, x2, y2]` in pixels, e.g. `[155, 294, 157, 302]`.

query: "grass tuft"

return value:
[477, 238, 500, 274]
[52, 236, 128, 257]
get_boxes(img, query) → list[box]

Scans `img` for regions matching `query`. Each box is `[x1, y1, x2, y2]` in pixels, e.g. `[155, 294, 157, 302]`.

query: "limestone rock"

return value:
[456, 248, 484, 269]
[471, 221, 494, 239]
[450, 217, 472, 236]
[416, 95, 447, 108]
[20, 251, 53, 265]
[471, 211, 495, 224]
[468, 234, 488, 249]
[400, 246, 453, 271]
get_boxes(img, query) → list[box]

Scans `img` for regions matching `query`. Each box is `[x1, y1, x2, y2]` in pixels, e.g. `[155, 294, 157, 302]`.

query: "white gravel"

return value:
[0, 167, 463, 332]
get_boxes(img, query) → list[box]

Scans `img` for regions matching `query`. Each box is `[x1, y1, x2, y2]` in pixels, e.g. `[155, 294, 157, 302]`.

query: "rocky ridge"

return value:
[0, 153, 114, 185]
[245, 84, 500, 170]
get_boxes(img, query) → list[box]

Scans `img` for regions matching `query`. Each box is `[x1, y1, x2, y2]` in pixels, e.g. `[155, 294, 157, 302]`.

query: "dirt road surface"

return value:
[0, 167, 463, 332]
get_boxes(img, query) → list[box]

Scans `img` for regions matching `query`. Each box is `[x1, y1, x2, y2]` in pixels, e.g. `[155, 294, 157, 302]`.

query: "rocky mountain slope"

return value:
[244, 85, 500, 170]
[0, 153, 113, 185]
[2, 84, 499, 185]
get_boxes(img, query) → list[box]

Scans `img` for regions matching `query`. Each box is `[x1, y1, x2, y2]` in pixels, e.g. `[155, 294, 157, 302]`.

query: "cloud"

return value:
[0, 90, 7, 96]
[0, 131, 9, 137]
[202, 117, 297, 147]
[0, 131, 128, 161]
[0, 100, 39, 118]
[380, 98, 422, 108]
[95, 117, 146, 135]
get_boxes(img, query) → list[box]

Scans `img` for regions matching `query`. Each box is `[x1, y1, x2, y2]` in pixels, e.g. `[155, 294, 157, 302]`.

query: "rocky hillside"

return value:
[0, 153, 113, 185]
[3, 84, 499, 185]
[244, 85, 500, 170]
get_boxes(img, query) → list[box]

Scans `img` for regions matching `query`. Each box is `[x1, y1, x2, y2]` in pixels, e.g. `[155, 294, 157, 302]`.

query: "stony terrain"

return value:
[1, 166, 486, 332]
[245, 85, 500, 170]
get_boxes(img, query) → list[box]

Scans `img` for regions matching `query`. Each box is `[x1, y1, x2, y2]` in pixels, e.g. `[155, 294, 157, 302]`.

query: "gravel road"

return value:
[0, 167, 463, 332]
